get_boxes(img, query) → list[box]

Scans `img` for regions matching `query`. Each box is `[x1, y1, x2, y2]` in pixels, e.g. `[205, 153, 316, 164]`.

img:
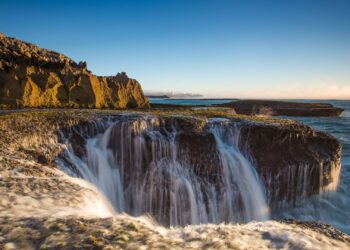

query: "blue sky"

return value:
[0, 0, 349, 98]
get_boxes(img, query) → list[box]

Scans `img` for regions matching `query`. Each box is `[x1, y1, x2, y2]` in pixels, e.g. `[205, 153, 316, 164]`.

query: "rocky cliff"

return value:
[0, 33, 149, 108]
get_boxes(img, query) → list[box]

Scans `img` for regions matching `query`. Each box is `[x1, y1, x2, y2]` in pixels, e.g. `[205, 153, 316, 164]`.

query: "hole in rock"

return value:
[58, 116, 269, 226]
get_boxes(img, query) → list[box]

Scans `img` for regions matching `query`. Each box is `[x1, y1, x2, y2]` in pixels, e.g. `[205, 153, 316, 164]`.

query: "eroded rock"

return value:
[238, 123, 341, 205]
[0, 34, 149, 109]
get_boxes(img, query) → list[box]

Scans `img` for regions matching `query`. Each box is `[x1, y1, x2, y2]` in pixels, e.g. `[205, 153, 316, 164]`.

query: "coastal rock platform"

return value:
[0, 109, 347, 249]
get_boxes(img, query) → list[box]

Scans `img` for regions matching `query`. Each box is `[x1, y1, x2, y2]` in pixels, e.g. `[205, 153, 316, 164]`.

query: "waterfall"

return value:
[60, 116, 269, 226]
[209, 121, 269, 222]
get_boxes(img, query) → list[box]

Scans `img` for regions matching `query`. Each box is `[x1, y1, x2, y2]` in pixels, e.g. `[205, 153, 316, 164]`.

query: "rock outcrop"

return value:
[218, 100, 344, 117]
[0, 110, 347, 248]
[0, 110, 341, 210]
[55, 112, 341, 216]
[0, 33, 149, 108]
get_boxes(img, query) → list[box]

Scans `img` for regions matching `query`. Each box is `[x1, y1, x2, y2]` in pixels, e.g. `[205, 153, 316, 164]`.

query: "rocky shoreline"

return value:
[0, 109, 348, 249]
[151, 99, 344, 117]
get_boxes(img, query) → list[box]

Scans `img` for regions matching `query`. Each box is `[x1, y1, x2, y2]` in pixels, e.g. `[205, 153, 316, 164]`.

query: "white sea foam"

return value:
[0, 168, 115, 218]
[341, 111, 350, 118]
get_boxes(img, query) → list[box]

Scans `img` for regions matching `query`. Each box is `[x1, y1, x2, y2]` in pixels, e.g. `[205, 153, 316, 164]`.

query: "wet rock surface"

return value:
[0, 110, 341, 207]
[177, 131, 222, 183]
[280, 219, 350, 243]
[58, 111, 341, 223]
[238, 122, 341, 204]
[0, 33, 149, 109]
[0, 109, 347, 249]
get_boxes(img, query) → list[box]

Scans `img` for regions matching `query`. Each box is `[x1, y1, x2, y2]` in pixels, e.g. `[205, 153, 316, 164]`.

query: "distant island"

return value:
[144, 91, 203, 98]
[146, 95, 170, 98]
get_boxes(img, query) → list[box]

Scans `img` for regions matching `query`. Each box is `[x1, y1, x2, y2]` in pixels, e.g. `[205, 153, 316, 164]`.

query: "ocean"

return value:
[149, 98, 350, 233]
[149, 98, 237, 106]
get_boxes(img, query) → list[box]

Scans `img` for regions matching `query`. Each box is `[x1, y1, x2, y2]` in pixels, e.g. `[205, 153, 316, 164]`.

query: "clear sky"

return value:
[0, 0, 349, 99]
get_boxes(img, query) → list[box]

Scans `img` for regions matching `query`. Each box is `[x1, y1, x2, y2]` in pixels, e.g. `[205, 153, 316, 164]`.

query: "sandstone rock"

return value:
[0, 33, 149, 109]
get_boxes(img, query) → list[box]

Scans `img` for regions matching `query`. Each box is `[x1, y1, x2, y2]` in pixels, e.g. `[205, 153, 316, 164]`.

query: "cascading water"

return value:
[210, 121, 269, 222]
[60, 116, 269, 226]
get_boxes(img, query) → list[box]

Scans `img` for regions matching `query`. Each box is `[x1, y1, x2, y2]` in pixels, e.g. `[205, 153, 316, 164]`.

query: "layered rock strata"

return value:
[0, 33, 149, 108]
